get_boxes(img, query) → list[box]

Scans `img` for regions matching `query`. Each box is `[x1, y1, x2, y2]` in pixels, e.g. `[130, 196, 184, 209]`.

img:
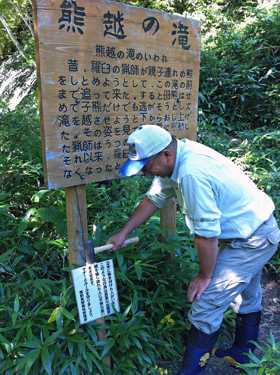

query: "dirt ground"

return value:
[230, 268, 280, 375]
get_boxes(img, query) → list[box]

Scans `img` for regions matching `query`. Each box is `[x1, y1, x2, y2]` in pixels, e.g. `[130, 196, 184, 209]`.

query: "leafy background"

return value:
[0, 0, 280, 374]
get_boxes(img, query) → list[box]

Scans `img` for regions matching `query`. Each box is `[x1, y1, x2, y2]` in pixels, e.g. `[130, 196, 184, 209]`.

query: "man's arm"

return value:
[107, 196, 159, 251]
[187, 235, 218, 303]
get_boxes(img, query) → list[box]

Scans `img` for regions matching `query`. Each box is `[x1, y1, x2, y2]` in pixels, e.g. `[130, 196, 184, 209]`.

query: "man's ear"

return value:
[162, 149, 173, 161]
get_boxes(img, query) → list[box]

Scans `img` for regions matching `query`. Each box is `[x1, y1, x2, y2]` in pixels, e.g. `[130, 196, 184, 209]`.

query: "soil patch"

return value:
[230, 269, 280, 374]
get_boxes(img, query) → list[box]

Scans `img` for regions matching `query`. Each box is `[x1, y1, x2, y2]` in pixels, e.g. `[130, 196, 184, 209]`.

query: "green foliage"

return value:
[115, 0, 174, 13]
[198, 4, 280, 133]
[238, 332, 280, 374]
[0, 0, 34, 62]
[171, 0, 258, 31]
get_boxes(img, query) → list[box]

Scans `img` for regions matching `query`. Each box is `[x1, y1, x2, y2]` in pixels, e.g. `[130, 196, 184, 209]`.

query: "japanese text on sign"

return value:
[34, 0, 201, 189]
[71, 259, 119, 324]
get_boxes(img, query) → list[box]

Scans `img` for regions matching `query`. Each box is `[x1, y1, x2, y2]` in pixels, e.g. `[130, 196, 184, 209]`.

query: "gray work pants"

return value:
[189, 214, 280, 334]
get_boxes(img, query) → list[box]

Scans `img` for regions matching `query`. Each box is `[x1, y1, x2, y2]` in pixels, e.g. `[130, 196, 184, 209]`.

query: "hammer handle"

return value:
[94, 236, 139, 254]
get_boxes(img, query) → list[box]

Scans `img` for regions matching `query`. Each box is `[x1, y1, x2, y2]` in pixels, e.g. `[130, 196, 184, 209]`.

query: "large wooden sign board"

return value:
[34, 0, 201, 190]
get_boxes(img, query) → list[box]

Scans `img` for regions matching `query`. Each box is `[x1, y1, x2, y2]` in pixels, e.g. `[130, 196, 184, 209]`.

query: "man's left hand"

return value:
[187, 235, 218, 303]
[187, 274, 212, 302]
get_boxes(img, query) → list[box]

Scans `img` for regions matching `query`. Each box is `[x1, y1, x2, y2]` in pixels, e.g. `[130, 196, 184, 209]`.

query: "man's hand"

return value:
[106, 231, 127, 251]
[187, 234, 218, 303]
[187, 274, 212, 302]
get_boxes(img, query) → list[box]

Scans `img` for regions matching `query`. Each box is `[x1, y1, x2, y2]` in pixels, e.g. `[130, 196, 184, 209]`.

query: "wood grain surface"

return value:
[34, 0, 201, 189]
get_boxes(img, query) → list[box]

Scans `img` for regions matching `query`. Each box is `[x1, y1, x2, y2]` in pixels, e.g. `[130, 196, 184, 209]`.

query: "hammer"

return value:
[84, 236, 139, 264]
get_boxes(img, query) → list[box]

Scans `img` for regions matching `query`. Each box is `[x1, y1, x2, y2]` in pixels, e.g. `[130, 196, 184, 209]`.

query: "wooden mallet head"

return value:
[84, 237, 139, 265]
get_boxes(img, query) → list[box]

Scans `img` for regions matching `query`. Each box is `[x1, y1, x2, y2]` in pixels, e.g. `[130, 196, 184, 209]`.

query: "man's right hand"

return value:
[106, 231, 128, 251]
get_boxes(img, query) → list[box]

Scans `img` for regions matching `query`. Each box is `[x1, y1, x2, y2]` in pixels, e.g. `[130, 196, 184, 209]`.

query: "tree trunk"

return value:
[0, 12, 28, 61]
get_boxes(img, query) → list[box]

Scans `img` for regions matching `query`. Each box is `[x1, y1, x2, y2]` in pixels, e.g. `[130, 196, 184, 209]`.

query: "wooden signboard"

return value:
[34, 0, 201, 190]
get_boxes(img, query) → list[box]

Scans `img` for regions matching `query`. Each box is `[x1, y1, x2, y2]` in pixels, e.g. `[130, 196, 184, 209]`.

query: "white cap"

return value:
[118, 125, 172, 176]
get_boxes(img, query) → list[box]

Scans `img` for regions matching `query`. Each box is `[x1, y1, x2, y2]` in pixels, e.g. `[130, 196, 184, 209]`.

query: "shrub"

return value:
[238, 332, 280, 374]
[198, 4, 280, 133]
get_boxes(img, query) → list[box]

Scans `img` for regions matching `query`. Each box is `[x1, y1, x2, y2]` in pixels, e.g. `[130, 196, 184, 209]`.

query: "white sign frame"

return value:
[71, 259, 120, 324]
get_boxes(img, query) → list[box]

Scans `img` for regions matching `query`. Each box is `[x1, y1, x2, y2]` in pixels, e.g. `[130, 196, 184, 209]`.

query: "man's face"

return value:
[141, 151, 172, 178]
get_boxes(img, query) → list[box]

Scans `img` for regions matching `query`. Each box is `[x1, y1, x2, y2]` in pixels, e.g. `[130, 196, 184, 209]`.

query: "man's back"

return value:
[149, 139, 274, 239]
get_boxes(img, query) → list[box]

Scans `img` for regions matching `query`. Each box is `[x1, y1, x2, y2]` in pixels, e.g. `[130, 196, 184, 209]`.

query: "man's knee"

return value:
[188, 301, 224, 334]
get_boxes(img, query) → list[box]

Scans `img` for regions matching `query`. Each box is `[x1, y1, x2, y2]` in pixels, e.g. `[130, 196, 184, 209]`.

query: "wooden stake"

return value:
[65, 184, 111, 367]
[65, 184, 87, 267]
[160, 198, 177, 260]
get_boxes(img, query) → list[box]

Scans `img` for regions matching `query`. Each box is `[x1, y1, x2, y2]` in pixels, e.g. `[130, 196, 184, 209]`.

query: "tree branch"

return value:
[0, 12, 35, 67]
[28, 0, 33, 11]
[9, 0, 35, 38]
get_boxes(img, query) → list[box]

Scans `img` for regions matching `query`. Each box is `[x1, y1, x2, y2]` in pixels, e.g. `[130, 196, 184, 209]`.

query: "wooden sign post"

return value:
[65, 184, 87, 267]
[33, 0, 201, 367]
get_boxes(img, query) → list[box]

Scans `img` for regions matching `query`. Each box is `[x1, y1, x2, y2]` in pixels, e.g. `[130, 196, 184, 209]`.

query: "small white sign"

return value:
[71, 259, 120, 325]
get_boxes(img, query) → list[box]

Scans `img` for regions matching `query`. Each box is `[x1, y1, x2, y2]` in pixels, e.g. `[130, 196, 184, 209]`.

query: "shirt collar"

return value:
[170, 139, 184, 182]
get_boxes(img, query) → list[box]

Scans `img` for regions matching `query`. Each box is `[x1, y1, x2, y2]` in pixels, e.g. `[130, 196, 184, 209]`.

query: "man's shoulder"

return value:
[179, 139, 230, 164]
[177, 139, 235, 180]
